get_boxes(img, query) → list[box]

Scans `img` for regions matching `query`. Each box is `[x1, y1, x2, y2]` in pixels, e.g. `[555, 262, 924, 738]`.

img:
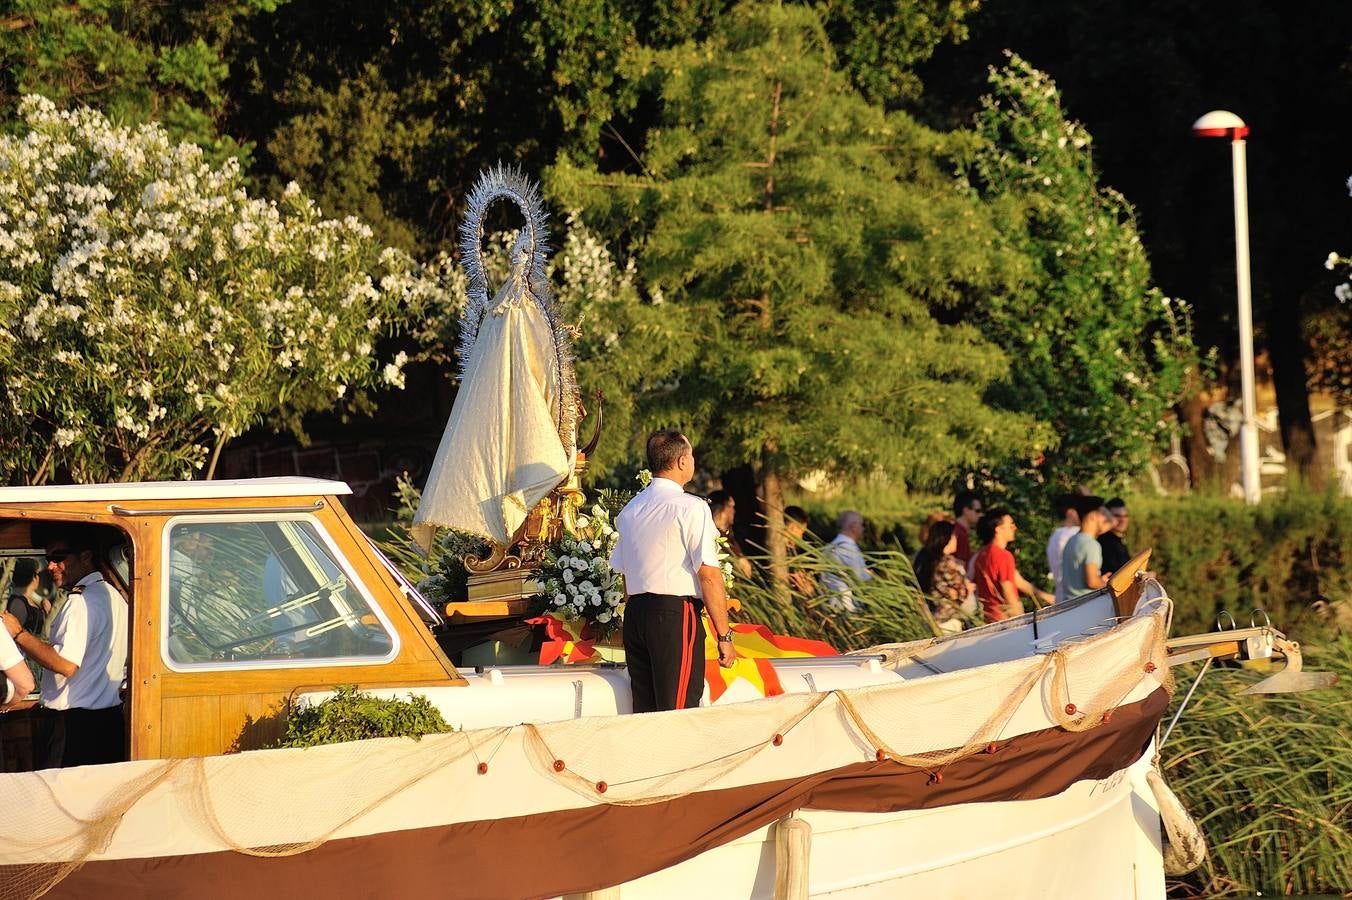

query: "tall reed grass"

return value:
[1163, 635, 1351, 897]
[731, 536, 1350, 898]
[730, 540, 950, 651]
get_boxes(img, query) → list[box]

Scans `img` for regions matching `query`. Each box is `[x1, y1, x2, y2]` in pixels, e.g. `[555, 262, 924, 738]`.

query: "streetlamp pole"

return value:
[1194, 110, 1261, 504]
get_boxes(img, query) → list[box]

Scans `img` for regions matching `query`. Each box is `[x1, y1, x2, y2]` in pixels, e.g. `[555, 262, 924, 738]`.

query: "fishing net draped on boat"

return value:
[0, 606, 1172, 899]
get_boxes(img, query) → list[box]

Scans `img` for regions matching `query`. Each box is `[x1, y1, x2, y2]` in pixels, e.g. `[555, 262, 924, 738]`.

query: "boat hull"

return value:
[4, 589, 1175, 900]
[622, 741, 1164, 899]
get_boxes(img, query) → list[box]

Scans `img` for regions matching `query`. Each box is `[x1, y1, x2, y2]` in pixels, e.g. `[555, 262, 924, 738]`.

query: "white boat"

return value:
[7, 170, 1296, 898]
[0, 475, 1183, 898]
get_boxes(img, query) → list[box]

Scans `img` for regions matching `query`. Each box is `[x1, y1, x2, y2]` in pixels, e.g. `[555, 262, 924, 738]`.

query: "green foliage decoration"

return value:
[962, 53, 1201, 515]
[375, 474, 486, 608]
[274, 684, 455, 748]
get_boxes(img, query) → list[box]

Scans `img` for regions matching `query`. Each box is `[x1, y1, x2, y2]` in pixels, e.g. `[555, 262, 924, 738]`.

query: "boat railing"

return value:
[456, 654, 888, 678]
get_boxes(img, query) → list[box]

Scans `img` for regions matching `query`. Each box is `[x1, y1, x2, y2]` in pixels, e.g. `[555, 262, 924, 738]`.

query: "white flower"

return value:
[596, 611, 612, 624]
[379, 350, 409, 387]
[579, 580, 594, 593]
[578, 541, 593, 553]
[562, 569, 575, 584]
[553, 593, 567, 606]
[1327, 251, 1340, 271]
[1336, 283, 1352, 304]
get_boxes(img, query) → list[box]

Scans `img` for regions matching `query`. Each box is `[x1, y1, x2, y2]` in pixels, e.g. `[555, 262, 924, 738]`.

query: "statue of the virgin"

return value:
[413, 166, 578, 550]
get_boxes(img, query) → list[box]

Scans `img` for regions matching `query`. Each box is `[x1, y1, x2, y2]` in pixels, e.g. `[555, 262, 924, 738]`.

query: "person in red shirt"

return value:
[950, 490, 983, 565]
[971, 508, 1053, 623]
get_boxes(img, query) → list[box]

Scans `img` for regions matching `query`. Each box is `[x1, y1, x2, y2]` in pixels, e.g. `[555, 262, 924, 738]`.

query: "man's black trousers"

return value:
[623, 593, 705, 713]
[35, 705, 125, 768]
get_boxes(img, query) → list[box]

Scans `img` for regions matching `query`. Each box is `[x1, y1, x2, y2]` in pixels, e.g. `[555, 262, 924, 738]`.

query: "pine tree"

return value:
[550, 2, 1041, 591]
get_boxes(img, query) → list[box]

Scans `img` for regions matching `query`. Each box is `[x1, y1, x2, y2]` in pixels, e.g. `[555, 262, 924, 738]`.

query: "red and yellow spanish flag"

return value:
[528, 613, 599, 665]
[703, 619, 838, 702]
[528, 613, 838, 702]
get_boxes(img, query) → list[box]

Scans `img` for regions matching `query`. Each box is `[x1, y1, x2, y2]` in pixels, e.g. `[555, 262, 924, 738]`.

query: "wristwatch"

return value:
[717, 631, 734, 644]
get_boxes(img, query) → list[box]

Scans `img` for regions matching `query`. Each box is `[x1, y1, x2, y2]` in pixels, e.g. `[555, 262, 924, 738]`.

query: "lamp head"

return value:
[1193, 110, 1249, 139]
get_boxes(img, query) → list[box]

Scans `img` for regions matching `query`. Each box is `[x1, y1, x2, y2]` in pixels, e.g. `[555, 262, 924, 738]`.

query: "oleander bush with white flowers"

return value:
[540, 503, 624, 632]
[0, 95, 452, 484]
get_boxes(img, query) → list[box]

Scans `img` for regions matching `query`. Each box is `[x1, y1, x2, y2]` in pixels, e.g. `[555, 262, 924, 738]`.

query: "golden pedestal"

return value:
[466, 569, 542, 603]
[442, 454, 591, 629]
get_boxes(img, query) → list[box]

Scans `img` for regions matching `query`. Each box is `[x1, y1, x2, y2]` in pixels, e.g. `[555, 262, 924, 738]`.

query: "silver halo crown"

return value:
[458, 164, 578, 455]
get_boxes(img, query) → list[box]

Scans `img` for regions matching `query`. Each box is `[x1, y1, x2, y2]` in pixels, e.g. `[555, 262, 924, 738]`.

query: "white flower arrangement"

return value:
[539, 502, 624, 632]
[717, 535, 737, 591]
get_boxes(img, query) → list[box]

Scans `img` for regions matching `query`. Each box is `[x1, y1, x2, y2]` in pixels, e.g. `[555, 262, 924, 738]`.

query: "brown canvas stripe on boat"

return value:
[50, 687, 1168, 900]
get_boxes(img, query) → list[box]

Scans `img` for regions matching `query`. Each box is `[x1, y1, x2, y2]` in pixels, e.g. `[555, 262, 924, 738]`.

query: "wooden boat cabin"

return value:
[0, 478, 465, 769]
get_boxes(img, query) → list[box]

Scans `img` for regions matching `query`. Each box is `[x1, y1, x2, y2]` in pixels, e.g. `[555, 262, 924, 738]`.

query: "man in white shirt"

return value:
[1045, 493, 1081, 604]
[610, 430, 736, 712]
[2, 525, 128, 767]
[820, 510, 871, 611]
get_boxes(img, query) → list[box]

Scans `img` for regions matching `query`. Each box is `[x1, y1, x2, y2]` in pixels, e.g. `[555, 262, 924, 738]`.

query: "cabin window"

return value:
[162, 517, 397, 669]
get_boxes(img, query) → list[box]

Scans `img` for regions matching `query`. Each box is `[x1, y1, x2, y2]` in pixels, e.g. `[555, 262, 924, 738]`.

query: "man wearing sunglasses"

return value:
[1, 525, 128, 768]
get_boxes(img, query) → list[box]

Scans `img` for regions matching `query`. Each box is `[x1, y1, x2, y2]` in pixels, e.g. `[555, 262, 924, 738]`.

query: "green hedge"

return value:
[1130, 490, 1352, 637]
[789, 486, 1352, 639]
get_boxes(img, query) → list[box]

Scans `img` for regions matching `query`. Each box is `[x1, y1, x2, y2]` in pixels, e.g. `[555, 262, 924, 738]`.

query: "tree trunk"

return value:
[1266, 302, 1320, 485]
[1178, 394, 1209, 491]
[720, 464, 761, 551]
[760, 457, 790, 604]
[204, 430, 229, 480]
[755, 81, 790, 602]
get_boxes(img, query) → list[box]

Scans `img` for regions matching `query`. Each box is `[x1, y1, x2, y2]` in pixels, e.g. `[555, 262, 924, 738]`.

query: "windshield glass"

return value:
[164, 519, 395, 667]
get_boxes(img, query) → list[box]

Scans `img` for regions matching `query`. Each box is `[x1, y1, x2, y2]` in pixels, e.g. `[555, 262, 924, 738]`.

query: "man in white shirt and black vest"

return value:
[2, 525, 128, 768]
[610, 430, 737, 712]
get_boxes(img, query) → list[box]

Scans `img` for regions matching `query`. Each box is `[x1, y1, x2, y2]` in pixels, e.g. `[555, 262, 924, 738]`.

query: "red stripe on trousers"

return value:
[675, 600, 694, 708]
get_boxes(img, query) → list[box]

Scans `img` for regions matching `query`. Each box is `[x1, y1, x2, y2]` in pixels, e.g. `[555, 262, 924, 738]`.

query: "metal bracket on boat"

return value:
[1165, 618, 1338, 695]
